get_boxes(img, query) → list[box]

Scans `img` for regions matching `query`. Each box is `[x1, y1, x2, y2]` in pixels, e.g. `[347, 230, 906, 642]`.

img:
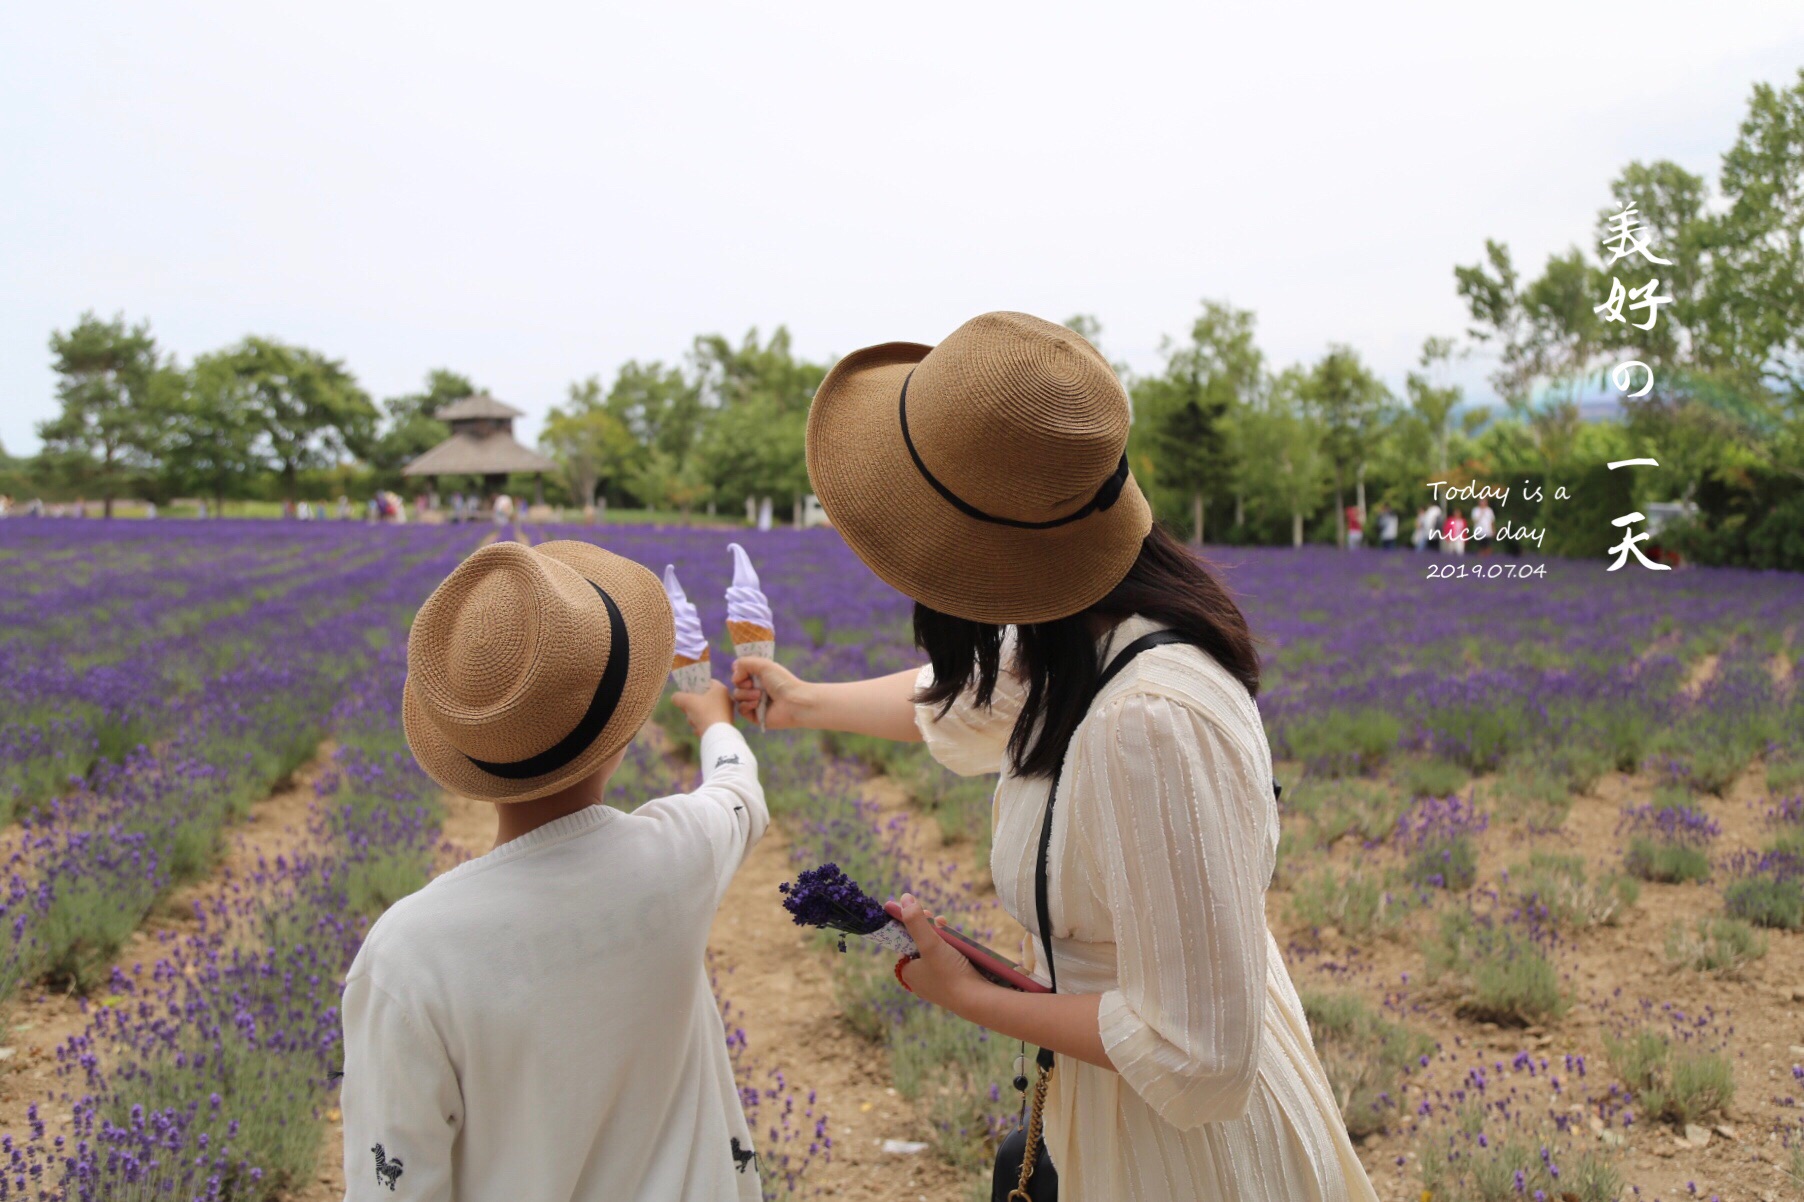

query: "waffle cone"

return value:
[727, 620, 775, 647]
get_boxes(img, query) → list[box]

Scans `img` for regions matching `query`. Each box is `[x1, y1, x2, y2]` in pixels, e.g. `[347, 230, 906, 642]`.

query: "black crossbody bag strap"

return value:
[1030, 630, 1282, 1070]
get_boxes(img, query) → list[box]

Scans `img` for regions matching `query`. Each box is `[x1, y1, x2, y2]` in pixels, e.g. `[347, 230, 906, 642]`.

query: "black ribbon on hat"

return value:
[465, 579, 629, 780]
[898, 369, 1129, 531]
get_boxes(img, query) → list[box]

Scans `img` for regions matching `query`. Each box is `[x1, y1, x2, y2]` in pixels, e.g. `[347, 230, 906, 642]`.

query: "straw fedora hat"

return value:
[806, 311, 1153, 624]
[402, 540, 674, 804]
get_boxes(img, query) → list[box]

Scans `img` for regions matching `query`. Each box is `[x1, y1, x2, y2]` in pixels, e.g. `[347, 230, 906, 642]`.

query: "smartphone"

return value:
[935, 924, 1052, 994]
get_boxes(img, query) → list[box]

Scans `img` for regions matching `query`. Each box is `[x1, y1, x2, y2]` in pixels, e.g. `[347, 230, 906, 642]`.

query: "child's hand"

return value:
[671, 680, 734, 736]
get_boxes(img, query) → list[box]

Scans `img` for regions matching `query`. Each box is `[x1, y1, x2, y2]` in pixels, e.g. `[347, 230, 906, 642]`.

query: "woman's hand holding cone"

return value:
[731, 656, 807, 730]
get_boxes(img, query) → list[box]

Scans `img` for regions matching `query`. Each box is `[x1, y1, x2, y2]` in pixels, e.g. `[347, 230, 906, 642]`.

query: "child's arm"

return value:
[340, 970, 461, 1201]
[651, 682, 770, 906]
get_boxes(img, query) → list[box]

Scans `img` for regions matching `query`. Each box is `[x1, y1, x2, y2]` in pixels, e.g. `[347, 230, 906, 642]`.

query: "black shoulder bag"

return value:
[992, 630, 1281, 1202]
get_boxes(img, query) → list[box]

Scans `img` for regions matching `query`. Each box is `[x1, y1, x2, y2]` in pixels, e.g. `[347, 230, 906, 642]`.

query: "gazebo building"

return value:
[402, 394, 557, 506]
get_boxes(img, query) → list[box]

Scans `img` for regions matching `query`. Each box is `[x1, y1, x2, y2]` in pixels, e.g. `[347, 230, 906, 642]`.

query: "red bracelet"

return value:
[894, 953, 919, 993]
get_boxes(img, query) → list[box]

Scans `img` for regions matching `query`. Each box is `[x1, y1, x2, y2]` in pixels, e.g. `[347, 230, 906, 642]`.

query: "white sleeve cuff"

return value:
[699, 722, 751, 779]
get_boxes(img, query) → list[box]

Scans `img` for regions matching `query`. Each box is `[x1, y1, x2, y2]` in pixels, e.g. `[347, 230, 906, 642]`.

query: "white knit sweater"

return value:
[339, 723, 768, 1202]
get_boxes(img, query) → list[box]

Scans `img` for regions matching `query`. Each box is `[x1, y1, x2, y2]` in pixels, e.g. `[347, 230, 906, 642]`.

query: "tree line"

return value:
[5, 71, 1799, 566]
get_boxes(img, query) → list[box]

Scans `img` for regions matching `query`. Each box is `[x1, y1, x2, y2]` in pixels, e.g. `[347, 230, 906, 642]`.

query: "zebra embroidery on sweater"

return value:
[371, 1143, 404, 1190]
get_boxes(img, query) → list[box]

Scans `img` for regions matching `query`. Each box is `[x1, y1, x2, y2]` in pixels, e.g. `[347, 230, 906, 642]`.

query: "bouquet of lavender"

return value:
[778, 862, 1049, 992]
[778, 862, 918, 955]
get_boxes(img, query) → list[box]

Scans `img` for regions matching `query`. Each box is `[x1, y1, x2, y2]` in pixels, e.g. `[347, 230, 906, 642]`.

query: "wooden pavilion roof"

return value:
[402, 430, 556, 477]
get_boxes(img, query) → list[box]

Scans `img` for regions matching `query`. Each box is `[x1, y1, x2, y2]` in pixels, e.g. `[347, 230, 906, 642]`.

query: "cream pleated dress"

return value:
[914, 615, 1380, 1202]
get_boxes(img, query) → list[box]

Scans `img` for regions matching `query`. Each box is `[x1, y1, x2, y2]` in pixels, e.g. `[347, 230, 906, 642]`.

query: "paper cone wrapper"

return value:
[732, 638, 776, 727]
[670, 660, 713, 696]
[859, 919, 917, 956]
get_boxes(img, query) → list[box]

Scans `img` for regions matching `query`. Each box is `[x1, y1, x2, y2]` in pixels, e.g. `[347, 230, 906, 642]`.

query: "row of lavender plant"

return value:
[1236, 547, 1803, 785]
[0, 524, 484, 1012]
[0, 525, 473, 1200]
[0, 521, 404, 816]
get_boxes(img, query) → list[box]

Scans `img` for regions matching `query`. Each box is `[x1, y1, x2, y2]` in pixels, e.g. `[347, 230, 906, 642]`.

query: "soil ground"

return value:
[8, 737, 1799, 1202]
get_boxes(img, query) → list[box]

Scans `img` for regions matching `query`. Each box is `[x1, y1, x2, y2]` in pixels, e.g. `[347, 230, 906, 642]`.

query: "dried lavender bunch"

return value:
[778, 863, 896, 952]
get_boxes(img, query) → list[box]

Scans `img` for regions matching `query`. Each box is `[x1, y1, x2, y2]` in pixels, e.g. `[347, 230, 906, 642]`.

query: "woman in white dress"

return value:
[733, 313, 1379, 1201]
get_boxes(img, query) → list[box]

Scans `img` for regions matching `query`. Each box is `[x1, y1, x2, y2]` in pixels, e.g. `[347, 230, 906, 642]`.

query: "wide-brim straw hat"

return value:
[807, 311, 1153, 624]
[403, 540, 674, 804]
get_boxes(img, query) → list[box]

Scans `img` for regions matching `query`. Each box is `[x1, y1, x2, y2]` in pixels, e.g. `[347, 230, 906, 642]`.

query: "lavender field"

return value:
[2, 520, 1802, 1202]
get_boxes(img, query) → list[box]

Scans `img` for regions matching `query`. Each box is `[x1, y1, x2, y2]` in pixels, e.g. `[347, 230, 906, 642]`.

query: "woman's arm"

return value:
[1075, 693, 1268, 1128]
[885, 894, 1113, 1069]
[731, 658, 924, 742]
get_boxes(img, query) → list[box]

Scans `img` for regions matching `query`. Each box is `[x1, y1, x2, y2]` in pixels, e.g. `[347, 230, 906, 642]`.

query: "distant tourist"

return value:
[1414, 502, 1442, 552]
[1471, 498, 1496, 549]
[1377, 504, 1399, 550]
[1345, 504, 1363, 550]
[1442, 508, 1468, 555]
[493, 493, 515, 525]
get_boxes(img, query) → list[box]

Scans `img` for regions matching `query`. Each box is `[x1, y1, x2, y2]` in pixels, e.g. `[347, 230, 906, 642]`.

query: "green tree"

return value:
[154, 357, 260, 511]
[1234, 367, 1331, 546]
[626, 446, 712, 515]
[542, 376, 640, 507]
[1454, 240, 1544, 407]
[1131, 301, 1263, 544]
[604, 360, 703, 466]
[692, 326, 825, 415]
[697, 396, 808, 515]
[214, 337, 377, 499]
[691, 327, 826, 516]
[1696, 69, 1804, 397]
[38, 312, 168, 516]
[1300, 345, 1393, 546]
[1404, 336, 1463, 475]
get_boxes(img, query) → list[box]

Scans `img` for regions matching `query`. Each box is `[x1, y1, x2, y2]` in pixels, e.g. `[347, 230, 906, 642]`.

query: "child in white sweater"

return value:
[340, 540, 768, 1202]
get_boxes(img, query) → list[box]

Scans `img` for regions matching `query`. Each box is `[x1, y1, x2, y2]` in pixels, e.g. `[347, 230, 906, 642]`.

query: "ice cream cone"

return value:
[725, 544, 776, 730]
[663, 564, 714, 697]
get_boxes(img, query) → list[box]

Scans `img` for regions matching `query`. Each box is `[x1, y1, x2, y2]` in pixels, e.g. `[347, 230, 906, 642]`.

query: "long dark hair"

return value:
[913, 523, 1261, 779]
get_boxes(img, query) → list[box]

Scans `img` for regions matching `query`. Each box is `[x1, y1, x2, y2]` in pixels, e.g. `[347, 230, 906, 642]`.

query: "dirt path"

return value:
[707, 780, 976, 1201]
[0, 743, 339, 1142]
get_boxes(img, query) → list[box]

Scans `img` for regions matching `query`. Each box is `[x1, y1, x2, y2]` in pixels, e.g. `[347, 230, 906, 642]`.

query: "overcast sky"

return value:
[4, 2, 1802, 456]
